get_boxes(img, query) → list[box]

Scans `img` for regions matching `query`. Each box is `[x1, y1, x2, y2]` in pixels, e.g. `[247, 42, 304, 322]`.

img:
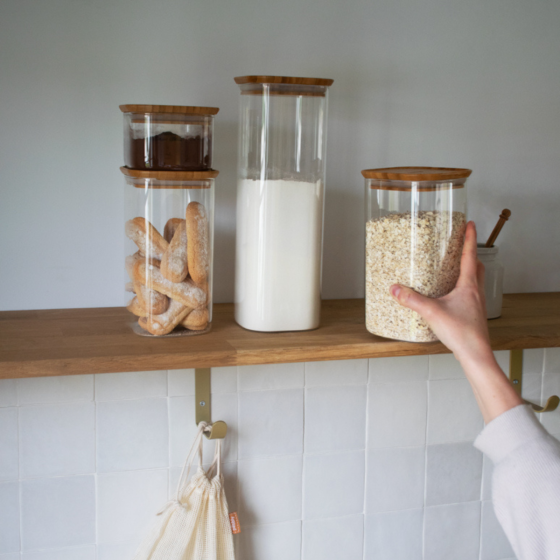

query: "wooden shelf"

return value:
[1, 293, 559, 380]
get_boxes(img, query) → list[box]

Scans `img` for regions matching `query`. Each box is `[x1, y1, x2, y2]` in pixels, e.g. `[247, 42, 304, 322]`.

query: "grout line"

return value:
[422, 379, 429, 560]
[362, 360, 371, 560]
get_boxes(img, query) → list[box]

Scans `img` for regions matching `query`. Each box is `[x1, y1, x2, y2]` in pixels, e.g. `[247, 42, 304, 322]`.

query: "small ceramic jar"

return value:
[477, 244, 504, 319]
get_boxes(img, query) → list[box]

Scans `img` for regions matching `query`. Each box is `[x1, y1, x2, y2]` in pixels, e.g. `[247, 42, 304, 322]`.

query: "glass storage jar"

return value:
[363, 167, 471, 342]
[234, 75, 333, 332]
[122, 167, 217, 336]
[477, 244, 504, 319]
[120, 105, 218, 171]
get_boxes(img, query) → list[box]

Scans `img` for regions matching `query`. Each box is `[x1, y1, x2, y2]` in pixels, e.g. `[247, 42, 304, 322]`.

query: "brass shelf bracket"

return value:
[509, 349, 559, 413]
[195, 367, 228, 439]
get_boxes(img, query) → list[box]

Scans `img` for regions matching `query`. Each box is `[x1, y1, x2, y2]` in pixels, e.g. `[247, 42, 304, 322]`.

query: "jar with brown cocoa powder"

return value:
[120, 105, 218, 171]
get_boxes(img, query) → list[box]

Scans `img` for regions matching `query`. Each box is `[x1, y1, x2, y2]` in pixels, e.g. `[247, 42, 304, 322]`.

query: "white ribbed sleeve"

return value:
[474, 404, 560, 560]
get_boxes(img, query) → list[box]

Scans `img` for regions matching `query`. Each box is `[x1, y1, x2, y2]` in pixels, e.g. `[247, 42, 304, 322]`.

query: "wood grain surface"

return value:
[1, 294, 559, 379]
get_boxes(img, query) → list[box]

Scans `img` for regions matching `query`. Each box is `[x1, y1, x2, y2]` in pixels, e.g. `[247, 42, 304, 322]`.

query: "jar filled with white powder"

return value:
[363, 167, 470, 342]
[234, 76, 333, 331]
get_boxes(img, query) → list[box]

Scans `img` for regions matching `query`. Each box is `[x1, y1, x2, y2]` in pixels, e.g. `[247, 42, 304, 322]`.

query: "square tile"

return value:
[238, 363, 304, 392]
[94, 370, 167, 400]
[305, 359, 367, 387]
[521, 372, 542, 403]
[16, 375, 93, 405]
[21, 476, 95, 550]
[0, 409, 18, 481]
[97, 469, 168, 544]
[211, 366, 238, 394]
[169, 462, 239, 513]
[21, 546, 96, 560]
[169, 393, 238, 467]
[426, 443, 483, 506]
[96, 397, 168, 472]
[0, 554, 21, 560]
[96, 541, 138, 560]
[427, 379, 483, 444]
[366, 446, 425, 513]
[541, 373, 560, 434]
[303, 514, 363, 560]
[364, 509, 423, 560]
[303, 450, 365, 520]
[238, 521, 301, 560]
[168, 368, 195, 396]
[20, 402, 95, 478]
[544, 348, 560, 373]
[367, 382, 427, 448]
[238, 389, 303, 458]
[369, 356, 429, 383]
[480, 501, 514, 560]
[305, 385, 366, 453]
[523, 349, 544, 374]
[0, 380, 17, 407]
[424, 502, 481, 560]
[482, 454, 493, 501]
[0, 482, 20, 554]
[238, 454, 302, 525]
[429, 354, 464, 380]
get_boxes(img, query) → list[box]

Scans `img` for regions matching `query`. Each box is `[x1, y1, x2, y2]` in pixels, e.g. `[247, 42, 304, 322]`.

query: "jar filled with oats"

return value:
[363, 167, 471, 342]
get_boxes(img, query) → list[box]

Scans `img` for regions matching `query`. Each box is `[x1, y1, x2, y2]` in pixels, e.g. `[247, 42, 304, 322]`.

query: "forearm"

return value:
[458, 349, 523, 424]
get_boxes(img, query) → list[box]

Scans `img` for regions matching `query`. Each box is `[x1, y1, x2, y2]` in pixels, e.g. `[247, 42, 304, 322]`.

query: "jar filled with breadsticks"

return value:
[364, 167, 470, 343]
[122, 168, 216, 336]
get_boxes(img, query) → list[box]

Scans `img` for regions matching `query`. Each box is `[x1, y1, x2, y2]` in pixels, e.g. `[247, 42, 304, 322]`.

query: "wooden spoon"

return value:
[485, 209, 511, 247]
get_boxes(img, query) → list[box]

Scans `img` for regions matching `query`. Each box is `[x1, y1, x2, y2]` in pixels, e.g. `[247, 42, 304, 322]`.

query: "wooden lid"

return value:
[119, 105, 219, 116]
[234, 76, 334, 87]
[361, 167, 472, 181]
[120, 167, 219, 180]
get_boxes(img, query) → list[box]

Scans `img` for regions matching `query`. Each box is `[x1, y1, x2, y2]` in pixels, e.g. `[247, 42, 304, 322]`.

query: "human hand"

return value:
[390, 221, 493, 366]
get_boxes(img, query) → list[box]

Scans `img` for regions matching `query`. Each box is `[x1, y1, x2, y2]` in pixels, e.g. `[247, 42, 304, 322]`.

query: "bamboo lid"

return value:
[120, 167, 219, 181]
[234, 76, 334, 87]
[119, 105, 219, 116]
[361, 167, 472, 181]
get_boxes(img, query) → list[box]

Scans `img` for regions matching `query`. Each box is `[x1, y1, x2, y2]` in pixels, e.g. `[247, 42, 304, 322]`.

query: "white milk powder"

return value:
[235, 179, 324, 331]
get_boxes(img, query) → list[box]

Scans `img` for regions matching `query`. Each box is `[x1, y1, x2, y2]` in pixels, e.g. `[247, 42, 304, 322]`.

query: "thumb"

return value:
[390, 285, 434, 316]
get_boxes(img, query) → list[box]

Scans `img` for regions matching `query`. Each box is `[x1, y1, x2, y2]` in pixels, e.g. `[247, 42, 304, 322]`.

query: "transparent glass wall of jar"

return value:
[234, 76, 333, 332]
[364, 167, 470, 342]
[122, 168, 216, 336]
[120, 105, 218, 171]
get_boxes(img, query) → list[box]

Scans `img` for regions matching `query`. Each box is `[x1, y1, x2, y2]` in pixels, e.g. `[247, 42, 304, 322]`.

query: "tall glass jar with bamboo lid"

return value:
[364, 167, 471, 342]
[234, 75, 333, 332]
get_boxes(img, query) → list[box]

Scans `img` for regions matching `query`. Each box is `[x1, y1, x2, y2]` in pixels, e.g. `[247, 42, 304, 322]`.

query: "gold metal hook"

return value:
[195, 368, 228, 439]
[509, 349, 559, 413]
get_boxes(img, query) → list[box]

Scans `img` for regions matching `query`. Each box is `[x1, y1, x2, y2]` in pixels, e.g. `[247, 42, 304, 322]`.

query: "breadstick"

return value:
[181, 307, 209, 331]
[125, 217, 168, 260]
[164, 218, 185, 243]
[161, 221, 188, 283]
[134, 261, 206, 309]
[127, 296, 147, 317]
[125, 282, 135, 293]
[138, 299, 192, 336]
[186, 202, 210, 285]
[134, 282, 169, 315]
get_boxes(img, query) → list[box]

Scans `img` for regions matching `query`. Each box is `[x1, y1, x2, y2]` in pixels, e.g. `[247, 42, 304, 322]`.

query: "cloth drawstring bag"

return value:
[133, 422, 236, 560]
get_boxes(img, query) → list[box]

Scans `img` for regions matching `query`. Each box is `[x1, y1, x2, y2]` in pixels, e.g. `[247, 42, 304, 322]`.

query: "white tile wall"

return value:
[1, 353, 544, 558]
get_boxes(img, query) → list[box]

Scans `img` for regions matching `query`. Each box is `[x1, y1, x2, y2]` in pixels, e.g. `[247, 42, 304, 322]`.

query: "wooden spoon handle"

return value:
[485, 209, 511, 247]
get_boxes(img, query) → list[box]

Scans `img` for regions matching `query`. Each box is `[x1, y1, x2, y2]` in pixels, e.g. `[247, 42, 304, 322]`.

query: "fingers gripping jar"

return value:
[363, 167, 470, 342]
[234, 76, 333, 332]
[122, 168, 216, 336]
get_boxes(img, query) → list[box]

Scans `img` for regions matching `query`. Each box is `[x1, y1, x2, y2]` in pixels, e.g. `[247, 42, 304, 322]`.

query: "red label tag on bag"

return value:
[229, 512, 241, 534]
